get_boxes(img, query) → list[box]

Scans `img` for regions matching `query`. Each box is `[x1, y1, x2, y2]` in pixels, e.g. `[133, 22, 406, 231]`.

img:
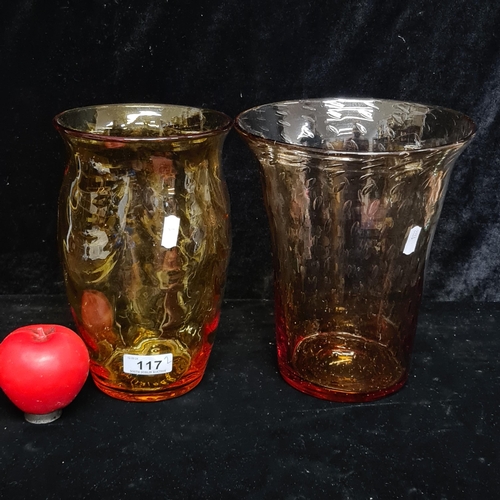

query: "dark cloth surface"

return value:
[0, 296, 498, 499]
[1, 1, 500, 300]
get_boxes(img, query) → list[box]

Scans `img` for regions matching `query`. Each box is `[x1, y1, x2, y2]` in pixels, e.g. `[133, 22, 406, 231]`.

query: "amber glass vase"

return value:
[54, 104, 232, 402]
[236, 98, 475, 402]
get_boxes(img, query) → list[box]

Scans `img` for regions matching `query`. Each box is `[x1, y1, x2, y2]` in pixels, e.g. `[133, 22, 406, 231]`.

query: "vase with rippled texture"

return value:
[54, 104, 232, 402]
[236, 98, 475, 402]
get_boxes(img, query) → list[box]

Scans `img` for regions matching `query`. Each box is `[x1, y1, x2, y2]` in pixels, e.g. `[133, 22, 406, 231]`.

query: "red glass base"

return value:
[279, 363, 408, 402]
[91, 368, 206, 402]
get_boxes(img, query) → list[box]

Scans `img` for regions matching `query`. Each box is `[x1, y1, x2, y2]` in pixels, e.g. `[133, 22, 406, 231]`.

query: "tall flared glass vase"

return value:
[55, 104, 232, 402]
[236, 98, 475, 402]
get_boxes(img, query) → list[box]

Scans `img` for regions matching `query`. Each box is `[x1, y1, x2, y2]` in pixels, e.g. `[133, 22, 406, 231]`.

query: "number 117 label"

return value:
[123, 353, 173, 375]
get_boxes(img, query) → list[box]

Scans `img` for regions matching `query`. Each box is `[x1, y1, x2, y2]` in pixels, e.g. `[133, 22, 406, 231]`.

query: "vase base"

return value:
[279, 367, 407, 402]
[91, 370, 205, 402]
[280, 331, 409, 402]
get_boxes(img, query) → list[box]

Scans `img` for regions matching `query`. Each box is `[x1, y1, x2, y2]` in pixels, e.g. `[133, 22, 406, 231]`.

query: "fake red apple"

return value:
[0, 324, 89, 424]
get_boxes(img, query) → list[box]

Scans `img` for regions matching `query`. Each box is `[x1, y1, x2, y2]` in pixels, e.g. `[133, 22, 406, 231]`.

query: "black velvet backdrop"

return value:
[1, 0, 499, 300]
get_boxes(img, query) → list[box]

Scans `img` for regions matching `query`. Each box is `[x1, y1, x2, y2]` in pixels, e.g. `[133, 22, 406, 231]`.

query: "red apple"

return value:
[0, 324, 89, 423]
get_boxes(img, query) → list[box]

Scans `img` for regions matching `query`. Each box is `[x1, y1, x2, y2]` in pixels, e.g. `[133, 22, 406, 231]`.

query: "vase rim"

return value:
[54, 103, 233, 142]
[235, 97, 476, 156]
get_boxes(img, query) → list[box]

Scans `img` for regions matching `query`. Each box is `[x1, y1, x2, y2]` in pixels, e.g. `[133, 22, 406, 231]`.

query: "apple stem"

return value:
[32, 327, 47, 342]
[31, 326, 53, 342]
[24, 410, 63, 424]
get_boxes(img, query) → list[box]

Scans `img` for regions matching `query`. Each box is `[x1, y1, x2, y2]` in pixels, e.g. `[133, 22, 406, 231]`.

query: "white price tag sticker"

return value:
[123, 353, 173, 375]
[403, 225, 422, 255]
[161, 215, 180, 249]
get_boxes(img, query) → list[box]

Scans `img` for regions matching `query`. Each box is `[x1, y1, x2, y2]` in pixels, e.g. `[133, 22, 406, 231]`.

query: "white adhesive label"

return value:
[123, 353, 173, 375]
[403, 225, 422, 255]
[161, 215, 180, 249]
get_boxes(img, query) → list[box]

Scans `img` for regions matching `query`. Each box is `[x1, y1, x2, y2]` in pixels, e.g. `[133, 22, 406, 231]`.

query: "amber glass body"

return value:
[55, 104, 232, 402]
[236, 98, 475, 401]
